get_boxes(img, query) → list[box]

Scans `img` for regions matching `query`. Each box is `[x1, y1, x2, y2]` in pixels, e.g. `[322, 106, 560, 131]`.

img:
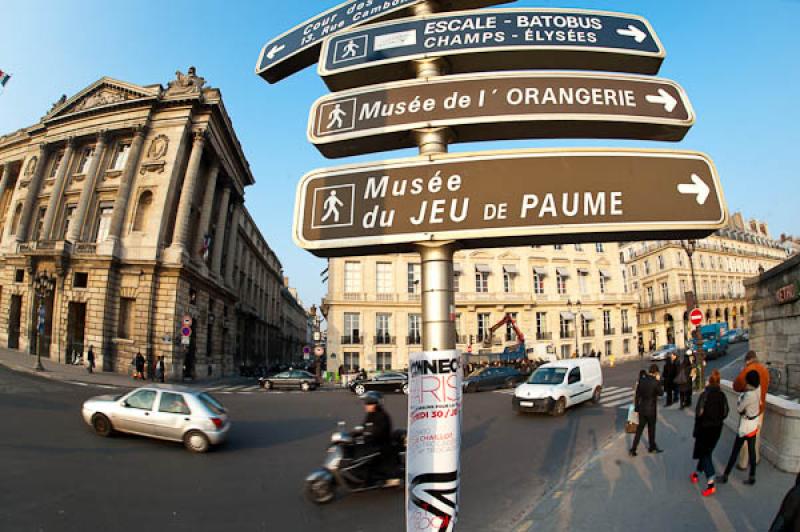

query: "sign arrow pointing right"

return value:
[646, 88, 678, 112]
[678, 174, 711, 205]
[616, 24, 648, 43]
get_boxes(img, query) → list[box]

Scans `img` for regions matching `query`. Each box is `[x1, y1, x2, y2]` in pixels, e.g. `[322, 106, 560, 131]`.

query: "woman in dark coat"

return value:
[676, 355, 693, 409]
[691, 369, 729, 497]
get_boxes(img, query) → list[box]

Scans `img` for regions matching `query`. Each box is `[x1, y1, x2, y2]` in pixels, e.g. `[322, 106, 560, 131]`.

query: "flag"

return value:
[0, 70, 10, 87]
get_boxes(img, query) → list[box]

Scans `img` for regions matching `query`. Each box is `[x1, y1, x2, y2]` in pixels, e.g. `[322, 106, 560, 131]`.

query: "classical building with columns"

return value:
[0, 69, 306, 378]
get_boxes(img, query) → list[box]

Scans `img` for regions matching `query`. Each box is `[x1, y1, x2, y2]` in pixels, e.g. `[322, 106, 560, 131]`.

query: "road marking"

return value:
[206, 385, 228, 391]
[599, 388, 632, 401]
[225, 385, 249, 391]
[242, 385, 260, 392]
[603, 397, 634, 408]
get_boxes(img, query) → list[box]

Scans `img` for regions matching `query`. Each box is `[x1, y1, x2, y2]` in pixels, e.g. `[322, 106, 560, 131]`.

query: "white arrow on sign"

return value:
[646, 88, 678, 112]
[267, 44, 286, 61]
[678, 174, 711, 205]
[617, 25, 647, 43]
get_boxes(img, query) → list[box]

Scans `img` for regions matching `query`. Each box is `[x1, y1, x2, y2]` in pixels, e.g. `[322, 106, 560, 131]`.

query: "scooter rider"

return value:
[360, 391, 400, 487]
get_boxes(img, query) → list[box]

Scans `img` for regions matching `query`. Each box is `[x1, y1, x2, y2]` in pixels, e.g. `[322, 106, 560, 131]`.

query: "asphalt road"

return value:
[0, 343, 749, 532]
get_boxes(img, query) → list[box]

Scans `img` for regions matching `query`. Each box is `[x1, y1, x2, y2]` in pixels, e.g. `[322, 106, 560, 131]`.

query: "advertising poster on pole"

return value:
[406, 349, 462, 532]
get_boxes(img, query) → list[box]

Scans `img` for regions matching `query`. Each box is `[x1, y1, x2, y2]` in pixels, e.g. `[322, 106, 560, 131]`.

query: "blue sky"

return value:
[1, 0, 799, 308]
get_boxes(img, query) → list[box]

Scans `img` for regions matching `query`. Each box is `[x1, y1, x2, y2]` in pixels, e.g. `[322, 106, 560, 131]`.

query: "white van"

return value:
[512, 358, 603, 416]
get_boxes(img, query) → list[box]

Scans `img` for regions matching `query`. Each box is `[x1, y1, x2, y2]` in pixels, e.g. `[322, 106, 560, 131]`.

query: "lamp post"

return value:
[567, 299, 582, 357]
[681, 239, 704, 386]
[33, 271, 55, 372]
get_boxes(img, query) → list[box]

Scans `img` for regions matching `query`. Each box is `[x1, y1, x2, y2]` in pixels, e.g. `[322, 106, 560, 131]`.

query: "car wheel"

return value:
[301, 381, 311, 392]
[91, 413, 113, 437]
[354, 384, 366, 395]
[184, 430, 210, 453]
[551, 398, 566, 417]
[592, 387, 602, 404]
[402, 383, 409, 395]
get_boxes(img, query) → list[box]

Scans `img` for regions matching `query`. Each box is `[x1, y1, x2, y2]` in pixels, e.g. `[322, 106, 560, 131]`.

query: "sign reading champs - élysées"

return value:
[309, 71, 694, 157]
[319, 8, 665, 90]
[255, 0, 515, 83]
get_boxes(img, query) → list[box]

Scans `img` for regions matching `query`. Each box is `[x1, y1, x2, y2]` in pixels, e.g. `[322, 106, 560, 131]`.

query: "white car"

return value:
[650, 344, 678, 361]
[512, 358, 603, 416]
[81, 385, 230, 452]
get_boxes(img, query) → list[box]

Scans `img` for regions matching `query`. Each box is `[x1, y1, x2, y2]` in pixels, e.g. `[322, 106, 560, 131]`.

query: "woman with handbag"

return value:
[720, 370, 761, 486]
[691, 369, 729, 497]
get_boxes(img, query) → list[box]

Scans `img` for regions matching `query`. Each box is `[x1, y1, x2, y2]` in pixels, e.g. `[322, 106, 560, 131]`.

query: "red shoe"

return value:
[702, 484, 716, 497]
[690, 472, 699, 484]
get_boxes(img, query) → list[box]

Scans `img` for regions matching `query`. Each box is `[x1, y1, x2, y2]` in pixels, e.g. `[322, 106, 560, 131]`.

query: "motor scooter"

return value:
[305, 421, 406, 504]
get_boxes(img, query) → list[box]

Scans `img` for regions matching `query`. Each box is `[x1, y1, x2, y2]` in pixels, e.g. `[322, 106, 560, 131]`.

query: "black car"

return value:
[259, 370, 319, 391]
[350, 371, 408, 395]
[463, 366, 524, 393]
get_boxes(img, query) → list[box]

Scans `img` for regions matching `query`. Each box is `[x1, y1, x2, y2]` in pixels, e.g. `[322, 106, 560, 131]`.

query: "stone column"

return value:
[68, 131, 108, 243]
[106, 125, 148, 243]
[193, 159, 220, 264]
[41, 138, 76, 240]
[170, 129, 206, 257]
[225, 204, 242, 287]
[16, 144, 49, 242]
[211, 185, 231, 275]
[0, 162, 12, 207]
[0, 161, 13, 247]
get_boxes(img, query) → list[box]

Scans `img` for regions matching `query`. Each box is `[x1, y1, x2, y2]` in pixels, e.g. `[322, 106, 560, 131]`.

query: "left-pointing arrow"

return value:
[267, 44, 285, 61]
[678, 174, 710, 205]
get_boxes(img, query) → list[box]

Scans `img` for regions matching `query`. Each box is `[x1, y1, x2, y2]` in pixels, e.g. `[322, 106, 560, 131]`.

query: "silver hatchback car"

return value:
[82, 385, 230, 453]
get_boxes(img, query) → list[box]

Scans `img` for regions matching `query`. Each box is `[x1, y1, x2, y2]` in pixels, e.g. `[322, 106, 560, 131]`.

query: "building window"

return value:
[503, 271, 514, 293]
[73, 272, 89, 288]
[556, 272, 567, 295]
[376, 352, 392, 371]
[477, 313, 491, 342]
[343, 352, 360, 372]
[680, 279, 688, 296]
[14, 269, 24, 283]
[376, 262, 393, 294]
[118, 298, 135, 339]
[132, 191, 153, 232]
[61, 205, 76, 239]
[657, 255, 665, 270]
[376, 313, 391, 344]
[644, 260, 651, 275]
[700, 255, 706, 269]
[407, 263, 420, 294]
[605, 340, 612, 356]
[533, 270, 545, 295]
[575, 243, 583, 251]
[49, 150, 64, 178]
[408, 314, 421, 344]
[475, 270, 489, 293]
[622, 310, 630, 332]
[554, 244, 562, 250]
[603, 311, 612, 335]
[631, 264, 638, 277]
[343, 313, 360, 344]
[110, 142, 131, 171]
[559, 315, 570, 338]
[77, 146, 95, 175]
[661, 282, 669, 303]
[505, 313, 518, 341]
[578, 271, 588, 295]
[646, 286, 654, 305]
[536, 312, 547, 339]
[31, 206, 47, 240]
[453, 271, 460, 293]
[560, 344, 571, 359]
[344, 261, 362, 294]
[596, 243, 604, 252]
[623, 339, 630, 354]
[677, 252, 685, 267]
[95, 204, 114, 243]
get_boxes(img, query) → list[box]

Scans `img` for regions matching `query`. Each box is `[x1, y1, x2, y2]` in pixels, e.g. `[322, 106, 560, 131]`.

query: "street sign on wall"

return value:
[319, 8, 665, 91]
[255, 0, 514, 84]
[309, 72, 694, 158]
[293, 149, 727, 257]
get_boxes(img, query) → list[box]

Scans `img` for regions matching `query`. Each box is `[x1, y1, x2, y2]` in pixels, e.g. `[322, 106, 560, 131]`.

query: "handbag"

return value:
[625, 404, 639, 433]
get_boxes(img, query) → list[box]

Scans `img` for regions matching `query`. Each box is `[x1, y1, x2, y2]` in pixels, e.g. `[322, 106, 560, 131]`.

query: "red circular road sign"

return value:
[690, 308, 703, 327]
[467, 345, 473, 354]
[181, 326, 192, 337]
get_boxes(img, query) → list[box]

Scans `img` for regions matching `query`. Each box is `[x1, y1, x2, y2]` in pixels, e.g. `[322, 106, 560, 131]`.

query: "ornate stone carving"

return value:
[140, 134, 169, 175]
[24, 156, 38, 177]
[166, 66, 206, 96]
[74, 87, 132, 111]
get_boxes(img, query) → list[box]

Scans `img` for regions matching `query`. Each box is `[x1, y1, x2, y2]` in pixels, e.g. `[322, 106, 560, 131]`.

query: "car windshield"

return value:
[528, 367, 567, 385]
[198, 392, 226, 415]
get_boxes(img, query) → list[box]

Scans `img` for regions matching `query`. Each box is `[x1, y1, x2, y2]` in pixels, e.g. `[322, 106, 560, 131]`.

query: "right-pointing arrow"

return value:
[678, 174, 710, 205]
[646, 88, 678, 113]
[617, 25, 648, 43]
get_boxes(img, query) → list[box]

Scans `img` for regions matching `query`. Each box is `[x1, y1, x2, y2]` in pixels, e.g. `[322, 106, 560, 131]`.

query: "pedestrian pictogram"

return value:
[333, 35, 367, 64]
[311, 184, 354, 229]
[690, 308, 704, 327]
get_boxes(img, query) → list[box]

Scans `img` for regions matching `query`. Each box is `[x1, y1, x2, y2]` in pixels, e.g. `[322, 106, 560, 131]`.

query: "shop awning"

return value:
[475, 264, 491, 273]
[556, 267, 570, 277]
[503, 264, 518, 274]
[581, 311, 595, 321]
[453, 263, 463, 275]
[533, 266, 548, 276]
[560, 311, 576, 321]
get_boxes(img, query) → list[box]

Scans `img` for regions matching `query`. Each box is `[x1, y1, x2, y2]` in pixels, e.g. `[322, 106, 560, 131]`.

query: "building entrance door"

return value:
[66, 302, 87, 363]
[8, 295, 21, 349]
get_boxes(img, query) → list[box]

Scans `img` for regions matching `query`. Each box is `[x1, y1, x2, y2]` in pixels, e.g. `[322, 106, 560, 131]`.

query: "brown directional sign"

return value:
[293, 149, 727, 257]
[255, 0, 514, 84]
[319, 8, 665, 91]
[309, 72, 694, 158]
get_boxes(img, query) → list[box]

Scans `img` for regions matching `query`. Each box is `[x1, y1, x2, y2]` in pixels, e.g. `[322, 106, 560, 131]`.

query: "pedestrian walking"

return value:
[134, 351, 145, 380]
[676, 354, 693, 409]
[769, 472, 800, 532]
[629, 364, 664, 456]
[720, 370, 761, 486]
[733, 350, 770, 468]
[663, 352, 678, 406]
[86, 345, 95, 374]
[691, 369, 729, 497]
[155, 355, 165, 383]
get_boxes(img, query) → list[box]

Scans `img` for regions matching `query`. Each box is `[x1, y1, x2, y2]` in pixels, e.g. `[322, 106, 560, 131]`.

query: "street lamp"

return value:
[681, 239, 705, 386]
[567, 299, 582, 357]
[33, 271, 55, 372]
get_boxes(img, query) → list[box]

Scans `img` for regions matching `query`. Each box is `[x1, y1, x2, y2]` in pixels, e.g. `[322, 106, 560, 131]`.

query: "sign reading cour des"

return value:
[255, 0, 515, 84]
[319, 8, 665, 91]
[293, 149, 727, 257]
[309, 71, 694, 158]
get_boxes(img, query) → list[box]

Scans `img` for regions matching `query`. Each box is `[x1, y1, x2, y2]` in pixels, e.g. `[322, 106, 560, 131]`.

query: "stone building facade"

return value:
[323, 243, 638, 372]
[621, 213, 790, 349]
[0, 69, 305, 378]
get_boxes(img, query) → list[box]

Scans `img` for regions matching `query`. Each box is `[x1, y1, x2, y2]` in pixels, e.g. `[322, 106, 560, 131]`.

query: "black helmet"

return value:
[361, 391, 383, 405]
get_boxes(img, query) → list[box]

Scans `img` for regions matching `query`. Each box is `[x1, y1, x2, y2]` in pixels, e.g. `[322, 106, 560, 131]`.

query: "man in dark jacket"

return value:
[770, 472, 800, 532]
[360, 391, 398, 486]
[630, 364, 664, 456]
[663, 352, 678, 406]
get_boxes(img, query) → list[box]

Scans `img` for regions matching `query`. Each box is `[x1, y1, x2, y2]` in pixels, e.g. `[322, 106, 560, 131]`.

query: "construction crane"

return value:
[483, 313, 525, 350]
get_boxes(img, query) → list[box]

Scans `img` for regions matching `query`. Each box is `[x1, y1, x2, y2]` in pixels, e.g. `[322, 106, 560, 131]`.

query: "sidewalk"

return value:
[516, 401, 794, 532]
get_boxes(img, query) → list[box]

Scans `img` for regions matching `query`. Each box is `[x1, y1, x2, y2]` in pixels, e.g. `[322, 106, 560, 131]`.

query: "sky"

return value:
[1, 0, 799, 309]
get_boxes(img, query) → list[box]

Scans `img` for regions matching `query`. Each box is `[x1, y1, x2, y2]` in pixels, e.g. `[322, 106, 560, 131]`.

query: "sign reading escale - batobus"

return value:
[293, 149, 728, 257]
[319, 8, 665, 90]
[255, 0, 515, 84]
[309, 71, 694, 158]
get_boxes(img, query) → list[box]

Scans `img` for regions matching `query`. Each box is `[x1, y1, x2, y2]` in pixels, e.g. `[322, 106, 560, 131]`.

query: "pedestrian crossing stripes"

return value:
[493, 385, 634, 409]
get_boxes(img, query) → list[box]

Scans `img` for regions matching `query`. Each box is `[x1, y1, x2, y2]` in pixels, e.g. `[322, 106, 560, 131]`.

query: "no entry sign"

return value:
[320, 8, 665, 90]
[309, 72, 694, 158]
[690, 308, 704, 327]
[293, 149, 727, 257]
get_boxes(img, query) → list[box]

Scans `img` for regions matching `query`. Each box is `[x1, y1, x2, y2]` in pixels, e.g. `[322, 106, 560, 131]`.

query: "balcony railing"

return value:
[560, 330, 575, 339]
[74, 242, 97, 255]
[622, 326, 633, 334]
[536, 332, 552, 341]
[341, 335, 362, 345]
[374, 335, 395, 345]
[343, 293, 364, 301]
[376, 293, 397, 302]
[604, 328, 616, 336]
[407, 335, 421, 345]
[581, 329, 595, 338]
